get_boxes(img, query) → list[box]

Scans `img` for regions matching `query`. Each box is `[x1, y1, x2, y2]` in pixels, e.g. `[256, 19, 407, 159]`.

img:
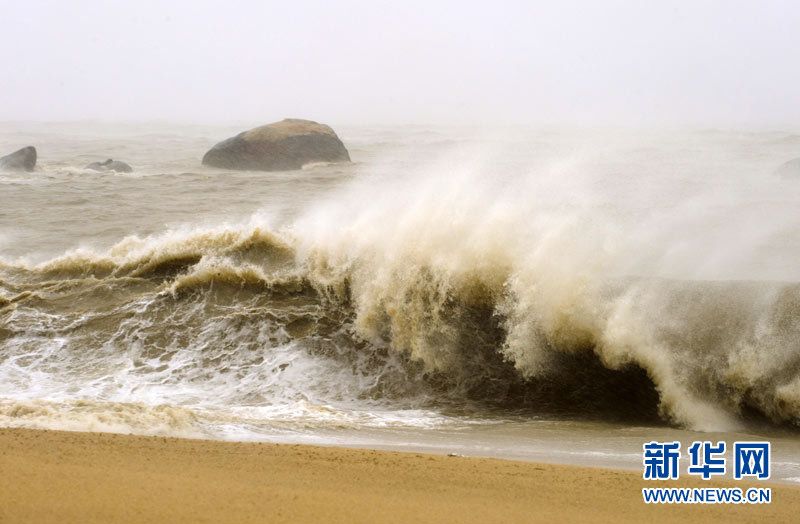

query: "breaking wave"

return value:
[2, 156, 800, 435]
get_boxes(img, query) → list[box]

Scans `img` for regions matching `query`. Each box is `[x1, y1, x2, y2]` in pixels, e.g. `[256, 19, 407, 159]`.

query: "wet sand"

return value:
[1, 428, 797, 523]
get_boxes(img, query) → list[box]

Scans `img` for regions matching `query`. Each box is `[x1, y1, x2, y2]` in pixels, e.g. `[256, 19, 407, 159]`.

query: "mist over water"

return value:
[2, 122, 800, 478]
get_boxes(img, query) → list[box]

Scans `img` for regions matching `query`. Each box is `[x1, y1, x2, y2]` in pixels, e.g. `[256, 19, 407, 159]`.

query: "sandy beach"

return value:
[0, 428, 796, 523]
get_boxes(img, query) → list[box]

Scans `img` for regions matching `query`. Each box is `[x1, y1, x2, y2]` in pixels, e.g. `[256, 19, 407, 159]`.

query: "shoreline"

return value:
[2, 428, 799, 523]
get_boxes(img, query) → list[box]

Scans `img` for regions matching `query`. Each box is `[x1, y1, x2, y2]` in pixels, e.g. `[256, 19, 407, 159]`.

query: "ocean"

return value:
[2, 121, 800, 480]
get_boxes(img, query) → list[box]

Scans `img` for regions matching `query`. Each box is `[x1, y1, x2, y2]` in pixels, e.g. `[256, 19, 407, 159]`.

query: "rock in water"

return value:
[202, 119, 350, 171]
[85, 159, 133, 173]
[0, 146, 37, 172]
[776, 158, 800, 178]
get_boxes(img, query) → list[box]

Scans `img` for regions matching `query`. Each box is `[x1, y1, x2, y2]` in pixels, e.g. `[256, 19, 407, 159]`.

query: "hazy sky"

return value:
[2, 1, 799, 126]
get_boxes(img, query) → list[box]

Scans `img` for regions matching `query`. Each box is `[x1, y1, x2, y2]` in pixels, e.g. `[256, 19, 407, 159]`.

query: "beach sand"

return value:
[1, 427, 797, 523]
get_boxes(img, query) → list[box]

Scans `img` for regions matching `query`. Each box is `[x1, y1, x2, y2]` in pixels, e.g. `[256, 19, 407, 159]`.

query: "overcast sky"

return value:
[2, 1, 799, 126]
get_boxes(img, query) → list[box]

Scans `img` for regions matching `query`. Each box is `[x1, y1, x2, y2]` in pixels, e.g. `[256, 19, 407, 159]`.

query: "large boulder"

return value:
[0, 146, 36, 172]
[85, 159, 133, 173]
[202, 118, 350, 171]
[776, 158, 800, 177]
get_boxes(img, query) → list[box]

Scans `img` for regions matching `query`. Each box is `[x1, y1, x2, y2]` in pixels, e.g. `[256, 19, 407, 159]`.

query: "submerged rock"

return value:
[85, 159, 133, 173]
[776, 158, 800, 178]
[202, 118, 350, 171]
[0, 146, 37, 172]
